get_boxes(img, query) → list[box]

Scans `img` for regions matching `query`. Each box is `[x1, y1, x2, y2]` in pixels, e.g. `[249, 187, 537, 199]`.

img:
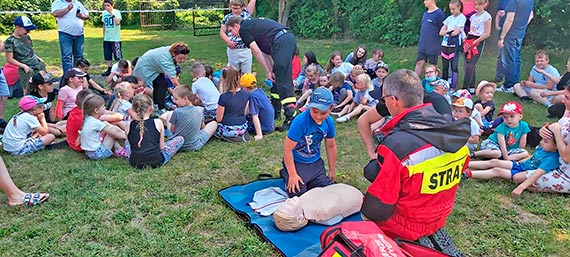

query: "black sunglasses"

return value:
[379, 95, 398, 104]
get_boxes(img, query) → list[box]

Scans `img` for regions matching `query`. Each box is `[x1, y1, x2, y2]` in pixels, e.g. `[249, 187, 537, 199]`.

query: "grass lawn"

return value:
[1, 27, 570, 256]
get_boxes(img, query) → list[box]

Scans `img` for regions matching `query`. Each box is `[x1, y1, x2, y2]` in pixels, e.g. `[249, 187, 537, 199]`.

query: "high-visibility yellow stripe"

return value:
[281, 97, 297, 105]
[405, 146, 469, 194]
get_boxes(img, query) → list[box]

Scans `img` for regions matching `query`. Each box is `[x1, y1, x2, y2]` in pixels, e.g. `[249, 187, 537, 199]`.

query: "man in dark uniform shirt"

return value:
[225, 16, 297, 130]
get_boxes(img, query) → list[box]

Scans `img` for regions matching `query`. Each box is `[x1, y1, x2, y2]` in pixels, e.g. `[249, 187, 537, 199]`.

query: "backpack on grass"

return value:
[319, 221, 450, 257]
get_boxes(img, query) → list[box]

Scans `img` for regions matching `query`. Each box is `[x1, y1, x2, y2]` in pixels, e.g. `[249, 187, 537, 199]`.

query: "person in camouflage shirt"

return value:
[4, 16, 46, 93]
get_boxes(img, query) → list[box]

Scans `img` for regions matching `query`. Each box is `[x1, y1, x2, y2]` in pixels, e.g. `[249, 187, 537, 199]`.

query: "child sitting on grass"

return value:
[281, 87, 337, 197]
[241, 73, 274, 141]
[66, 89, 94, 152]
[215, 66, 250, 142]
[474, 80, 497, 130]
[109, 82, 135, 121]
[296, 64, 320, 110]
[126, 94, 184, 169]
[473, 101, 530, 161]
[371, 62, 389, 89]
[329, 71, 354, 113]
[80, 94, 127, 159]
[191, 63, 220, 122]
[76, 58, 112, 99]
[336, 74, 378, 123]
[28, 72, 66, 136]
[466, 136, 559, 196]
[2, 96, 55, 155]
[166, 85, 217, 151]
[451, 97, 481, 154]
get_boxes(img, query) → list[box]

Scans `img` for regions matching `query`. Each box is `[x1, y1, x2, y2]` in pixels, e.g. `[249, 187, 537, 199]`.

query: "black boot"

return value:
[276, 105, 295, 132]
[101, 67, 112, 77]
[271, 97, 282, 120]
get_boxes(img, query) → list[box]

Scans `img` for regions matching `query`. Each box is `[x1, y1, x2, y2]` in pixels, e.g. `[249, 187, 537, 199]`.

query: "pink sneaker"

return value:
[114, 148, 128, 158]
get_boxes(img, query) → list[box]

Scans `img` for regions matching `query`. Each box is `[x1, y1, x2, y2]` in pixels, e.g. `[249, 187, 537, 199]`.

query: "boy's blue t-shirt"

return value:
[249, 88, 275, 133]
[529, 64, 560, 87]
[519, 146, 559, 172]
[332, 82, 354, 103]
[287, 110, 336, 164]
[489, 120, 531, 150]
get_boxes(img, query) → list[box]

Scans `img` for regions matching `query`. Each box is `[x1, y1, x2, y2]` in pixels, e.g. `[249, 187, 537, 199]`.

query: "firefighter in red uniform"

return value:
[361, 69, 470, 257]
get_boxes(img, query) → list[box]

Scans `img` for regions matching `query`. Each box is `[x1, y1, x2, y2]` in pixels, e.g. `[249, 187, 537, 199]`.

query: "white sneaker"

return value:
[496, 86, 514, 93]
[336, 115, 350, 123]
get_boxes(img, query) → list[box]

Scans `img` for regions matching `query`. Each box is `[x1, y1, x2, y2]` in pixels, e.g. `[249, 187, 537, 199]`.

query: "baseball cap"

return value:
[452, 97, 474, 110]
[30, 72, 57, 85]
[308, 87, 334, 111]
[498, 101, 523, 116]
[18, 95, 46, 112]
[64, 68, 87, 79]
[475, 80, 497, 98]
[13, 16, 37, 31]
[452, 89, 472, 99]
[240, 73, 257, 88]
[430, 79, 450, 90]
[374, 61, 389, 71]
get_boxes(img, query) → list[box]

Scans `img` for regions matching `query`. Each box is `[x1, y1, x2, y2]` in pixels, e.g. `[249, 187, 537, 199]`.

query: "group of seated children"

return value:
[1, 48, 287, 166]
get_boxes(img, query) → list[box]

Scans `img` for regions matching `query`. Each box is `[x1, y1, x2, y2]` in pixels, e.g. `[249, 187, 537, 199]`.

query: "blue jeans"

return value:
[58, 31, 84, 75]
[500, 38, 522, 89]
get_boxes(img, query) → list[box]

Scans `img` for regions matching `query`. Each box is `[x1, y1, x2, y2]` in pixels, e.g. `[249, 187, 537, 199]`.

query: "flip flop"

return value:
[23, 193, 50, 207]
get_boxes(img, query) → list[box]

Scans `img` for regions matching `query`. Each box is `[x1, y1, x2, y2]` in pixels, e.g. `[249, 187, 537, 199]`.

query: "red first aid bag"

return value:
[319, 221, 408, 257]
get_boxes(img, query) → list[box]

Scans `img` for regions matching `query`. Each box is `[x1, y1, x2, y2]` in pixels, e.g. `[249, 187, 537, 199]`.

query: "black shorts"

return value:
[103, 41, 123, 61]
[416, 52, 438, 65]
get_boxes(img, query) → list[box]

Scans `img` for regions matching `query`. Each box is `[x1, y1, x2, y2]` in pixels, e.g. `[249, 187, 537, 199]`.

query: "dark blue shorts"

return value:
[510, 161, 525, 180]
[280, 158, 331, 197]
[103, 41, 123, 61]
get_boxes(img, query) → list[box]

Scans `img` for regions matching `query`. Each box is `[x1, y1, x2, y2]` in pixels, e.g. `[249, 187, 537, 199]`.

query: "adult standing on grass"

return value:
[414, 0, 446, 76]
[360, 69, 469, 256]
[101, 0, 123, 77]
[132, 42, 189, 111]
[220, 0, 256, 74]
[495, 0, 534, 93]
[0, 156, 49, 207]
[4, 16, 46, 95]
[51, 0, 89, 76]
[225, 16, 297, 131]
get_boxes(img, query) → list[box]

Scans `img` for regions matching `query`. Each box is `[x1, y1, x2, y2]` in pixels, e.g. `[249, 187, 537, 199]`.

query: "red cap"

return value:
[498, 101, 523, 116]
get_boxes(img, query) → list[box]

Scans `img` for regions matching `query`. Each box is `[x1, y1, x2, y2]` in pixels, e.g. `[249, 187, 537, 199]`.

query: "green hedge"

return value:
[1, 0, 569, 50]
[257, 0, 570, 50]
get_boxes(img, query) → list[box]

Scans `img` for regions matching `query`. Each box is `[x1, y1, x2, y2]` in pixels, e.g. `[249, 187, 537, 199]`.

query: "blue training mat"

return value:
[218, 178, 362, 257]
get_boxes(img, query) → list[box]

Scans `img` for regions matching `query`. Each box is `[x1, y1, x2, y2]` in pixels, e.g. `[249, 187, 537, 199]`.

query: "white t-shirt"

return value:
[469, 117, 482, 136]
[2, 112, 40, 152]
[192, 77, 220, 112]
[80, 116, 108, 151]
[51, 0, 88, 36]
[441, 14, 466, 47]
[468, 11, 492, 37]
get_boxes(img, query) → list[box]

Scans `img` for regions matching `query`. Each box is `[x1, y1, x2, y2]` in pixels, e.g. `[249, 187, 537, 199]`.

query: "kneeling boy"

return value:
[281, 87, 337, 197]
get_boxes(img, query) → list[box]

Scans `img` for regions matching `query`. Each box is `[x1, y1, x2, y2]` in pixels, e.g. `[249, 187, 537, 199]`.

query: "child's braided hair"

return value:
[131, 94, 154, 147]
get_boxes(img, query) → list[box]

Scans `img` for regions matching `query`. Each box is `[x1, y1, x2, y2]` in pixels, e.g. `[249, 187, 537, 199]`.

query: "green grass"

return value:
[1, 27, 570, 256]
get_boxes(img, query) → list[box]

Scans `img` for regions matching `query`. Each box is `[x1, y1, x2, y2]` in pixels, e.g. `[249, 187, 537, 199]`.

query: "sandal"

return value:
[23, 193, 50, 207]
[114, 148, 129, 158]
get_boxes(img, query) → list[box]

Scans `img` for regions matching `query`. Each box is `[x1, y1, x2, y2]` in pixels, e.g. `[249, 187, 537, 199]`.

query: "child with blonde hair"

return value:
[2, 96, 56, 155]
[439, 0, 466, 91]
[80, 94, 127, 159]
[109, 82, 135, 120]
[295, 64, 320, 110]
[126, 94, 184, 168]
[215, 66, 250, 142]
[336, 74, 378, 123]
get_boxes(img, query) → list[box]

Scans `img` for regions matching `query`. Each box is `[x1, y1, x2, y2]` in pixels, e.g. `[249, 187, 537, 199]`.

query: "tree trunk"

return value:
[278, 0, 291, 26]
